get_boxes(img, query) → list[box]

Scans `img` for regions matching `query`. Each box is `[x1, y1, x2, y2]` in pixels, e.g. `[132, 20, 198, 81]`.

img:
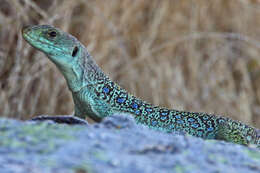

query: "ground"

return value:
[0, 114, 259, 173]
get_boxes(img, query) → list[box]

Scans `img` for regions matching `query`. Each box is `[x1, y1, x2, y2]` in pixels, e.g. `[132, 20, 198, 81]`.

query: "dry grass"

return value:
[0, 0, 260, 128]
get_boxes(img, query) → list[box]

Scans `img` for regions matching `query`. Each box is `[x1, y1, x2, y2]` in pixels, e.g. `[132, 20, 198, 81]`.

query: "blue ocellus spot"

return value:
[160, 116, 168, 121]
[117, 98, 125, 103]
[146, 108, 153, 112]
[152, 120, 158, 126]
[135, 110, 140, 115]
[188, 118, 195, 122]
[176, 115, 181, 119]
[177, 120, 184, 124]
[207, 127, 214, 132]
[191, 123, 199, 128]
[161, 112, 168, 116]
[103, 87, 109, 93]
[132, 103, 138, 109]
[169, 124, 175, 129]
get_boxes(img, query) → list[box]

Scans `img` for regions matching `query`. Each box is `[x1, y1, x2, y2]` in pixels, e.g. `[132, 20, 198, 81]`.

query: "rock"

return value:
[0, 115, 259, 173]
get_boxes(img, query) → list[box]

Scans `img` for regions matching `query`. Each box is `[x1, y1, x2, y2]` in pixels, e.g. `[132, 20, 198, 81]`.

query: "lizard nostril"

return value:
[22, 25, 32, 34]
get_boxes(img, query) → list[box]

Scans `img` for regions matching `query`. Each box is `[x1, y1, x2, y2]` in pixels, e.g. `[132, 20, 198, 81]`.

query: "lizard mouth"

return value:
[22, 32, 51, 53]
[22, 25, 39, 44]
[22, 25, 43, 47]
[22, 25, 34, 43]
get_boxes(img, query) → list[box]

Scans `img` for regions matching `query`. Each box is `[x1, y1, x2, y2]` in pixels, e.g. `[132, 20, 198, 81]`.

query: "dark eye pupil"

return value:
[48, 31, 57, 37]
[72, 46, 79, 57]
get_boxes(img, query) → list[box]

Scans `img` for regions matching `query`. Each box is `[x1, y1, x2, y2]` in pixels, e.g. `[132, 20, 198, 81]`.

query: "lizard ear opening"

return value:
[72, 46, 79, 57]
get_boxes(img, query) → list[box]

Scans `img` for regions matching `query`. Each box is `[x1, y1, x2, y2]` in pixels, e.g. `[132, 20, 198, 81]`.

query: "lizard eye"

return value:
[48, 30, 57, 38]
[72, 46, 79, 57]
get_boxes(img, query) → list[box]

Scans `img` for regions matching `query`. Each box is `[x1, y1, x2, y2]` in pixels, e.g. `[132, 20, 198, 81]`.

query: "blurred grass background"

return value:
[0, 0, 260, 128]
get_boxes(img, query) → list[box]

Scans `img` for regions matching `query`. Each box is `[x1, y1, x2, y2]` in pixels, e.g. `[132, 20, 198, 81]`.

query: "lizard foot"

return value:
[29, 115, 88, 125]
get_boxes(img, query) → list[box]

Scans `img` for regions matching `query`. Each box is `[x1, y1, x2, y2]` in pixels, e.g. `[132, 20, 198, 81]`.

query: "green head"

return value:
[22, 25, 94, 92]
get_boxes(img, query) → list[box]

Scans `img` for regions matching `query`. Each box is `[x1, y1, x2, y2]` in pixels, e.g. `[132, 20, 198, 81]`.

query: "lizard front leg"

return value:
[29, 115, 88, 125]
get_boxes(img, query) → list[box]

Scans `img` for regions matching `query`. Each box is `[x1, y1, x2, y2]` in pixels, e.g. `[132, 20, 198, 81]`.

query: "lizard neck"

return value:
[60, 47, 107, 92]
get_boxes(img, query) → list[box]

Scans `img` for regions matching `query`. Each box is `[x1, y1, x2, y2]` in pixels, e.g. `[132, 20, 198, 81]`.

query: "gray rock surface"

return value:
[0, 114, 259, 173]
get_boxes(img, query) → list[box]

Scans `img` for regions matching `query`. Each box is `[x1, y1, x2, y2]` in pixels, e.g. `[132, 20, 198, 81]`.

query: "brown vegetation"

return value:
[0, 0, 260, 128]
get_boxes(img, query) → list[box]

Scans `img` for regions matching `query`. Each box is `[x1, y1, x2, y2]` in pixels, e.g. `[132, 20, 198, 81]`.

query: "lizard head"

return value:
[22, 25, 81, 69]
[22, 25, 88, 92]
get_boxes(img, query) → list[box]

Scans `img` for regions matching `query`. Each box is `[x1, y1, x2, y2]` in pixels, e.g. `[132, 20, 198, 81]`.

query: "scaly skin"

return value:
[22, 25, 259, 147]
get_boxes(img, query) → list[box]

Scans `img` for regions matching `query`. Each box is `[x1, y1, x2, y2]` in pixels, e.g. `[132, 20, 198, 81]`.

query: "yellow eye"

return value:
[48, 30, 57, 38]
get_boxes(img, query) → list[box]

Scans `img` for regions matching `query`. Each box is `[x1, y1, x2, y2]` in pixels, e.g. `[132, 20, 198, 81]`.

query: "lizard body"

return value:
[22, 25, 259, 147]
